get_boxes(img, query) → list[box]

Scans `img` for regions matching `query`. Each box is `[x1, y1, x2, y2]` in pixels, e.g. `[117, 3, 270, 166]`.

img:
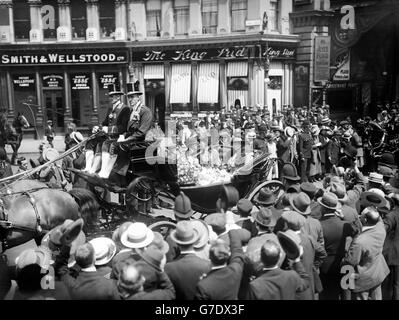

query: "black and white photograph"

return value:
[0, 0, 399, 308]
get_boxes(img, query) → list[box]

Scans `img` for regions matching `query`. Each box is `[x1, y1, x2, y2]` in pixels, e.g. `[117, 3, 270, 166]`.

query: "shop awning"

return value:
[228, 90, 248, 109]
[197, 63, 219, 103]
[144, 64, 164, 79]
[170, 63, 191, 104]
[227, 61, 248, 77]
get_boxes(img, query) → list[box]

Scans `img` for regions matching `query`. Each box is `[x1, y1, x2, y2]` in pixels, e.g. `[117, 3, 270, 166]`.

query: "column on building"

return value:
[189, 0, 201, 35]
[86, 0, 100, 40]
[252, 59, 265, 109]
[217, 0, 230, 34]
[28, 0, 43, 42]
[114, 0, 127, 40]
[57, 0, 72, 41]
[161, 0, 174, 38]
[6, 71, 14, 120]
[64, 70, 73, 125]
[128, 0, 146, 40]
[35, 70, 44, 129]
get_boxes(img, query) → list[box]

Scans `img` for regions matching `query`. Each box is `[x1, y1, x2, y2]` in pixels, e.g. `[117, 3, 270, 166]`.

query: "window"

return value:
[146, 0, 161, 37]
[13, 0, 30, 40]
[174, 0, 189, 36]
[42, 0, 59, 40]
[269, 0, 279, 31]
[0, 5, 9, 26]
[231, 0, 247, 32]
[227, 61, 248, 110]
[99, 0, 115, 39]
[170, 63, 192, 111]
[71, 0, 87, 39]
[202, 0, 217, 34]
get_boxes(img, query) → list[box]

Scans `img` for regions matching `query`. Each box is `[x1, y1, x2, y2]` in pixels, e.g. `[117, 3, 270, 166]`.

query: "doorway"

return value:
[43, 90, 64, 130]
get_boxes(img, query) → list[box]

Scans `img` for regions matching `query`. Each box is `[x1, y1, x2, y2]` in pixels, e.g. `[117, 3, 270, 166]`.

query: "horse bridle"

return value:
[0, 191, 44, 253]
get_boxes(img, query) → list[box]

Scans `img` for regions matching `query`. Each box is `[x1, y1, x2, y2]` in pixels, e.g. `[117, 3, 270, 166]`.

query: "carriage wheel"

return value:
[126, 177, 157, 217]
[148, 221, 176, 239]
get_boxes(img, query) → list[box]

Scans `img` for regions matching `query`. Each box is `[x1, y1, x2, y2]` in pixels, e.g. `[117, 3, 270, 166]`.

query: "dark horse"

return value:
[0, 112, 30, 164]
[0, 179, 99, 252]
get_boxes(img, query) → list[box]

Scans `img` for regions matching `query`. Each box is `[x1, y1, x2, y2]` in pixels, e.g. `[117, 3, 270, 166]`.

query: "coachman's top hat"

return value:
[108, 83, 124, 96]
[127, 81, 143, 96]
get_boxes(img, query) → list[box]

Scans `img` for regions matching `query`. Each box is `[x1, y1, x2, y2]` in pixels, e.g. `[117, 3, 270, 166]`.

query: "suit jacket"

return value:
[276, 136, 292, 163]
[102, 101, 130, 135]
[299, 132, 313, 159]
[342, 221, 390, 292]
[383, 207, 399, 266]
[54, 246, 119, 300]
[165, 253, 211, 300]
[245, 261, 310, 300]
[327, 138, 340, 165]
[340, 204, 362, 235]
[302, 216, 325, 267]
[194, 230, 248, 300]
[320, 214, 356, 275]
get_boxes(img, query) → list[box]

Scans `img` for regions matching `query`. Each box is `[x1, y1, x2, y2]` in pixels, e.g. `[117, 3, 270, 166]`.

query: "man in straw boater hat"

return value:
[84, 82, 130, 179]
[54, 241, 119, 300]
[112, 80, 153, 180]
[317, 192, 356, 300]
[165, 221, 211, 300]
[342, 206, 389, 300]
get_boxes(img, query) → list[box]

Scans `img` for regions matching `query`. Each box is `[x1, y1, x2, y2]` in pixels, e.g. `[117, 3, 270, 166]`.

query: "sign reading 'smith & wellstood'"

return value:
[0, 50, 128, 65]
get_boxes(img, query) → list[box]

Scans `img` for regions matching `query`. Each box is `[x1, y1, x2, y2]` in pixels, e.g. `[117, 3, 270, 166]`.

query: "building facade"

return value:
[291, 0, 399, 117]
[0, 0, 299, 133]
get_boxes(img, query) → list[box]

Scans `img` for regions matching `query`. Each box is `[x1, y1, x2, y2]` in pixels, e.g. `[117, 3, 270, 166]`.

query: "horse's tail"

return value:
[68, 188, 100, 234]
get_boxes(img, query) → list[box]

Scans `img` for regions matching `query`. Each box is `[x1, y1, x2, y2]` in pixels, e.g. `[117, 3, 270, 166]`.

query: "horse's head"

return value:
[17, 113, 30, 129]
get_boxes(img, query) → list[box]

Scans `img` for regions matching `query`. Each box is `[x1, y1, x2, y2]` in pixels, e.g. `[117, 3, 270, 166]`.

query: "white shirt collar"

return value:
[180, 250, 196, 255]
[81, 266, 96, 272]
[211, 264, 227, 271]
[262, 265, 278, 271]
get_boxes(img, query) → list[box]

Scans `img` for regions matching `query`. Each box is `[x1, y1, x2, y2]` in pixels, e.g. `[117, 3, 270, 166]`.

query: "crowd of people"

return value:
[1, 142, 399, 300]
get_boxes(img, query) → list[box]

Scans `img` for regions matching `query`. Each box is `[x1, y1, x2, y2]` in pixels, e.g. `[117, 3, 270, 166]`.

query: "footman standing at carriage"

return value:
[84, 83, 130, 179]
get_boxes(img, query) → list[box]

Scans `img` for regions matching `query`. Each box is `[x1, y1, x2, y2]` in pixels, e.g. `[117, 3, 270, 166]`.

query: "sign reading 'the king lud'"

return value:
[0, 50, 128, 66]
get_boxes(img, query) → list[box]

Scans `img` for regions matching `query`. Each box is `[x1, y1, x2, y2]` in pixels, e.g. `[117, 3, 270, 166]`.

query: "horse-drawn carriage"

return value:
[69, 135, 285, 232]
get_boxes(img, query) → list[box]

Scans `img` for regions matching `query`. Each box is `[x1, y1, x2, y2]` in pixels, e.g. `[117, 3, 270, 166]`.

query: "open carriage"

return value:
[71, 138, 285, 232]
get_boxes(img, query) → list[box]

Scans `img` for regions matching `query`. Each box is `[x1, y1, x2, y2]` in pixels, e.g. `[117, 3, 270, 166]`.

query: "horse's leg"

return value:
[11, 139, 20, 165]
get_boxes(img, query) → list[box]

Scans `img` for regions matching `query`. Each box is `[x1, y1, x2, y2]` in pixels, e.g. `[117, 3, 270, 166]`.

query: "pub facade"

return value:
[129, 33, 299, 125]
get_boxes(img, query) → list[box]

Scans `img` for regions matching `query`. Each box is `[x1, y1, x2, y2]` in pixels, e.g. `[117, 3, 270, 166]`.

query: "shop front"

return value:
[129, 37, 298, 125]
[0, 47, 129, 134]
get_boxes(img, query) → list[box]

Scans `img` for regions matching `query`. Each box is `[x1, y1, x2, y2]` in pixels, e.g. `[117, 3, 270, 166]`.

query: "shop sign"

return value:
[332, 51, 350, 81]
[0, 51, 128, 66]
[259, 45, 296, 60]
[13, 75, 35, 89]
[135, 47, 250, 62]
[42, 74, 63, 88]
[170, 113, 192, 118]
[71, 74, 91, 90]
[98, 73, 118, 90]
[314, 36, 331, 82]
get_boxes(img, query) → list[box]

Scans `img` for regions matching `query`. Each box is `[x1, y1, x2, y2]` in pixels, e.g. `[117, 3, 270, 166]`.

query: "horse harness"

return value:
[0, 190, 45, 253]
